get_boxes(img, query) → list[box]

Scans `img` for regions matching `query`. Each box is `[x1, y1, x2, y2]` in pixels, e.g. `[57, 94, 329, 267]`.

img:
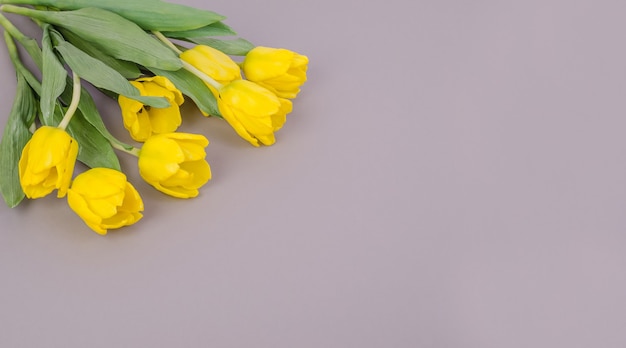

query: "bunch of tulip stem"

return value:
[0, 2, 308, 235]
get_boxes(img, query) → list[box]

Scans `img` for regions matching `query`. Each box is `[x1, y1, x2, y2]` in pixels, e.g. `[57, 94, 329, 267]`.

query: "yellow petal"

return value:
[71, 168, 126, 197]
[180, 45, 241, 84]
[163, 133, 209, 160]
[256, 133, 276, 146]
[271, 98, 292, 131]
[101, 211, 142, 230]
[291, 53, 309, 68]
[118, 94, 144, 114]
[176, 141, 208, 161]
[24, 183, 56, 199]
[28, 127, 71, 173]
[118, 182, 144, 213]
[161, 159, 211, 190]
[85, 195, 124, 219]
[56, 137, 78, 198]
[67, 189, 106, 234]
[164, 132, 210, 146]
[142, 76, 184, 105]
[217, 102, 260, 147]
[181, 160, 212, 188]
[159, 168, 191, 187]
[138, 136, 185, 182]
[219, 80, 281, 117]
[243, 47, 294, 81]
[146, 105, 182, 134]
[150, 181, 198, 198]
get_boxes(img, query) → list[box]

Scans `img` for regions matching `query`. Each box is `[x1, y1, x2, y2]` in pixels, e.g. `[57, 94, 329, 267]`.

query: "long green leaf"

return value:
[0, 0, 226, 31]
[0, 74, 37, 207]
[57, 28, 141, 79]
[1, 5, 183, 70]
[189, 37, 255, 56]
[149, 67, 221, 117]
[40, 24, 67, 124]
[75, 88, 135, 153]
[55, 40, 169, 108]
[163, 22, 237, 38]
[66, 110, 121, 170]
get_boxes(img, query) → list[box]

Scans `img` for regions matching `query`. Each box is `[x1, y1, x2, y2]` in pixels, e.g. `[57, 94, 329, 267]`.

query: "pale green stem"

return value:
[152, 30, 183, 55]
[181, 60, 223, 90]
[0, 0, 39, 4]
[110, 141, 140, 157]
[0, 12, 24, 41]
[57, 72, 80, 130]
[0, 12, 42, 66]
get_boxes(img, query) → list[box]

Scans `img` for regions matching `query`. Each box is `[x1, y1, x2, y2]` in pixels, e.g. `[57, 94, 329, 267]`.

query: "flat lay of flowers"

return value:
[0, 0, 308, 234]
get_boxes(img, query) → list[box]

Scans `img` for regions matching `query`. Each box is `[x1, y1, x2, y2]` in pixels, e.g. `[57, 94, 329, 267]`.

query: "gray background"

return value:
[1, 0, 626, 347]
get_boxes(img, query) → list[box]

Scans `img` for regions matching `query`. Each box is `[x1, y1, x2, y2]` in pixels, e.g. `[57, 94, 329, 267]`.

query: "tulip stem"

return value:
[57, 71, 80, 131]
[3, 31, 42, 95]
[152, 30, 183, 55]
[181, 60, 223, 90]
[110, 141, 141, 157]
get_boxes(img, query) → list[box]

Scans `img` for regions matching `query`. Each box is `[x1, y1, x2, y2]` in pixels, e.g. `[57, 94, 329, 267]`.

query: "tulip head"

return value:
[217, 80, 292, 147]
[18, 126, 78, 199]
[118, 76, 184, 142]
[242, 46, 308, 99]
[67, 168, 144, 235]
[180, 45, 242, 94]
[138, 133, 212, 198]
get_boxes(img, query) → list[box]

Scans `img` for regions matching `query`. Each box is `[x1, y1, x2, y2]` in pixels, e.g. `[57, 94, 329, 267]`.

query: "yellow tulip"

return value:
[67, 168, 144, 235]
[218, 80, 292, 147]
[242, 46, 308, 99]
[138, 133, 212, 198]
[180, 45, 242, 94]
[18, 126, 78, 199]
[118, 76, 184, 142]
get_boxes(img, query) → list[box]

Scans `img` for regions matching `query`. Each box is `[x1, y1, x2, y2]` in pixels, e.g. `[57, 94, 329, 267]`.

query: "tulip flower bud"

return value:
[118, 76, 185, 142]
[217, 80, 292, 147]
[180, 45, 242, 94]
[67, 168, 144, 235]
[138, 133, 212, 198]
[242, 46, 308, 99]
[18, 126, 78, 199]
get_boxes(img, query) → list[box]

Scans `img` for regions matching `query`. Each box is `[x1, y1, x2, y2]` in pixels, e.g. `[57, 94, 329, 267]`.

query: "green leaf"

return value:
[57, 28, 141, 79]
[163, 22, 237, 38]
[0, 74, 38, 207]
[189, 37, 255, 56]
[66, 109, 121, 170]
[148, 67, 221, 117]
[0, 0, 226, 31]
[55, 40, 170, 108]
[40, 24, 67, 124]
[2, 5, 183, 70]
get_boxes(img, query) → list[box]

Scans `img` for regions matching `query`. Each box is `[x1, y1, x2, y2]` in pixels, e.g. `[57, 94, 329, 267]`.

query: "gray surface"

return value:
[1, 0, 626, 347]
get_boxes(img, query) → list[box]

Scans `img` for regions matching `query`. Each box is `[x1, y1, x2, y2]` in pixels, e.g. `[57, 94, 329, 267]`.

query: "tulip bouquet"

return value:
[0, 0, 308, 234]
